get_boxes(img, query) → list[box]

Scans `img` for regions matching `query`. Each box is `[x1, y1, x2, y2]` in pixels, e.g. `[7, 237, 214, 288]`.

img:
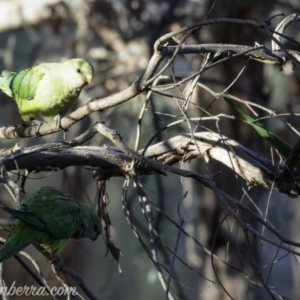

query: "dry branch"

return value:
[2, 125, 299, 197]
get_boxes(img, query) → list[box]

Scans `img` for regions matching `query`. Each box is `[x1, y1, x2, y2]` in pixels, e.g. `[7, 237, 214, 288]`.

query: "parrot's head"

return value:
[64, 58, 94, 89]
[75, 206, 102, 241]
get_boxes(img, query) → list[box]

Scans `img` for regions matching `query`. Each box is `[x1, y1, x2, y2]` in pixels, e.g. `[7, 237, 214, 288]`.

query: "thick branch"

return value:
[2, 129, 299, 197]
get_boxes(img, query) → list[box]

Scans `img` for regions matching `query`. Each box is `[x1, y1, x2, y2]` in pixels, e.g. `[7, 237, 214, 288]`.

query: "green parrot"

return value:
[224, 96, 300, 171]
[0, 58, 93, 124]
[0, 186, 102, 262]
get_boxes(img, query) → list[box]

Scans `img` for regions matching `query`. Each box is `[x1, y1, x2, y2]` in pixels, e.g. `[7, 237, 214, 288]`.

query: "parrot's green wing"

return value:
[10, 66, 48, 100]
[23, 187, 82, 240]
[224, 96, 300, 171]
[2, 206, 49, 233]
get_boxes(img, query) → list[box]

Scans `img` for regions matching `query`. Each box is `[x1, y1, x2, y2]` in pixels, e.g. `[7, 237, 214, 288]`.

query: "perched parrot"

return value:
[0, 58, 93, 126]
[224, 96, 300, 171]
[0, 186, 102, 262]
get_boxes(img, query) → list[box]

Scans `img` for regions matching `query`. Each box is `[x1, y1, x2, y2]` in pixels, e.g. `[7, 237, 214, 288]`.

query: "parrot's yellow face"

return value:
[63, 58, 94, 89]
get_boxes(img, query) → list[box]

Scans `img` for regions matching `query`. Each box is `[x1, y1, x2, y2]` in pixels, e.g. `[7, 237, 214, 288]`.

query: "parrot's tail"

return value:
[0, 240, 31, 263]
[0, 223, 34, 263]
[0, 71, 14, 98]
[0, 76, 6, 91]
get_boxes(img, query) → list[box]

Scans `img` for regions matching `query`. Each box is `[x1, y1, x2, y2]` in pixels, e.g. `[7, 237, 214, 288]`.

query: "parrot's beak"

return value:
[86, 74, 93, 85]
[91, 235, 98, 242]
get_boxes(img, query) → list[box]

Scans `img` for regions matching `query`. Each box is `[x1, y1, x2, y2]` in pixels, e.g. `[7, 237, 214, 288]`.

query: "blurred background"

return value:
[0, 0, 300, 299]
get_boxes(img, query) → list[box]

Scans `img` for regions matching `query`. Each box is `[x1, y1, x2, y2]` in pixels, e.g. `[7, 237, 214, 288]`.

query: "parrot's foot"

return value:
[54, 114, 69, 140]
[51, 256, 64, 272]
[54, 114, 63, 130]
[30, 120, 43, 137]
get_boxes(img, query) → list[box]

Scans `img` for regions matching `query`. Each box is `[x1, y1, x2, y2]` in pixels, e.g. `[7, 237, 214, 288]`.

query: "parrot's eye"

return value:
[76, 68, 81, 73]
[93, 224, 98, 230]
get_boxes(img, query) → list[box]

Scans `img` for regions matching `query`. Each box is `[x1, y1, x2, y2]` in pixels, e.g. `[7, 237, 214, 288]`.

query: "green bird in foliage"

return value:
[0, 186, 101, 262]
[224, 96, 300, 171]
[0, 58, 93, 125]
